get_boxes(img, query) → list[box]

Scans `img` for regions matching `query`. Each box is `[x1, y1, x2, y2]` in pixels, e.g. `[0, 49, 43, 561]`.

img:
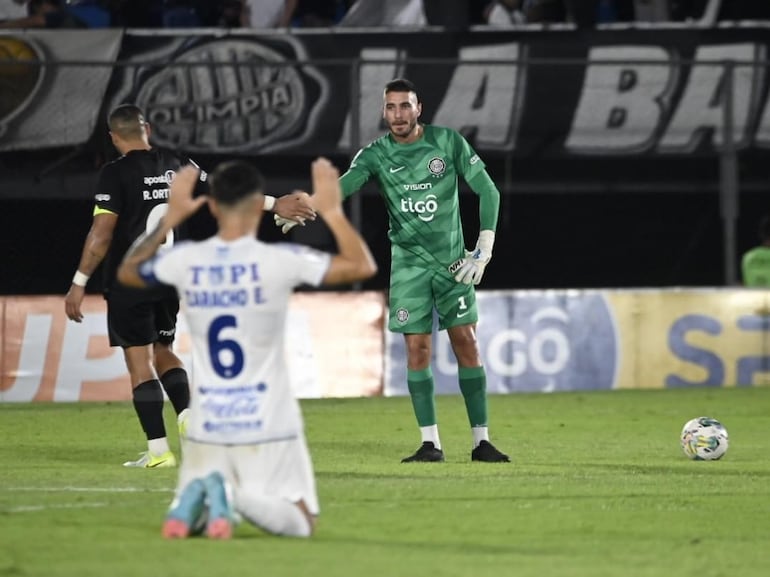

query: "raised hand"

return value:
[311, 157, 342, 216]
[166, 165, 208, 228]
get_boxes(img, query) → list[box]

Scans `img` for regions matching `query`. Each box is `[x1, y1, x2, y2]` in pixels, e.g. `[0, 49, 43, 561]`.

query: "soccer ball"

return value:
[680, 417, 729, 461]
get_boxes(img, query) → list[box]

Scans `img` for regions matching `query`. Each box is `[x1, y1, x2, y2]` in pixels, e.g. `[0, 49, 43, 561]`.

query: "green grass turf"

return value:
[1, 387, 769, 577]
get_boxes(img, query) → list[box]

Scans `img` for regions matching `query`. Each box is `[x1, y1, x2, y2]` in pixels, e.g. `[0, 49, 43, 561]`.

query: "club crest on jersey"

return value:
[396, 307, 409, 324]
[427, 157, 446, 177]
[165, 170, 176, 184]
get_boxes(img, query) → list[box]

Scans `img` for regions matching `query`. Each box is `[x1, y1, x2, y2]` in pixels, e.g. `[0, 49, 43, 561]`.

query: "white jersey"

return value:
[152, 235, 330, 445]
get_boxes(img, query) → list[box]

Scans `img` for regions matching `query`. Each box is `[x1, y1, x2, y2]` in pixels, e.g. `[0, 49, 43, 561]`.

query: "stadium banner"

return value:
[4, 26, 770, 154]
[384, 289, 770, 395]
[0, 30, 123, 150]
[0, 293, 385, 402]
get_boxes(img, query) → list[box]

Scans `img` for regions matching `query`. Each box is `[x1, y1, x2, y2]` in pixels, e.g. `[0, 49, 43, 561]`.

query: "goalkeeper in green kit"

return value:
[277, 78, 509, 463]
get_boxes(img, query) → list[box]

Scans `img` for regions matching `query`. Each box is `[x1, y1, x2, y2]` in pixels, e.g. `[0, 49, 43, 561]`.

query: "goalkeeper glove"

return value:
[274, 214, 303, 234]
[453, 230, 495, 285]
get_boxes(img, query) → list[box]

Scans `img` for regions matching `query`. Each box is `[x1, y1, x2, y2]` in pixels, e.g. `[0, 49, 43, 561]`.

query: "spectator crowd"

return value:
[1, 0, 769, 30]
[0, 0, 353, 28]
[479, 1, 770, 27]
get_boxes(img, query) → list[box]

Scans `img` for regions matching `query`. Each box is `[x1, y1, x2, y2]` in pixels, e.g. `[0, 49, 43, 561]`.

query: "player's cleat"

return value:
[202, 472, 234, 539]
[162, 518, 190, 539]
[122, 450, 177, 468]
[471, 440, 510, 463]
[177, 408, 190, 440]
[206, 518, 233, 540]
[162, 479, 207, 539]
[401, 441, 445, 463]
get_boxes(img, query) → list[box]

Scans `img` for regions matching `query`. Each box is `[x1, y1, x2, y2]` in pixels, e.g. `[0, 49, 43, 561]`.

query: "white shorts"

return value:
[175, 435, 319, 516]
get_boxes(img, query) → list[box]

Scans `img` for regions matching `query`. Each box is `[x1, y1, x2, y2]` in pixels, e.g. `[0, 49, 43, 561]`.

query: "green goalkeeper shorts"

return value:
[388, 262, 478, 333]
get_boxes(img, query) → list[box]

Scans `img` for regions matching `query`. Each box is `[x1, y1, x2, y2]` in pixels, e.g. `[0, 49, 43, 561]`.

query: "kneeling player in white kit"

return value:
[118, 158, 377, 539]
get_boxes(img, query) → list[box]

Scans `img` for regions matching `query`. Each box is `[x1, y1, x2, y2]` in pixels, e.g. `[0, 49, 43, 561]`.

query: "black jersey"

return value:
[94, 148, 205, 295]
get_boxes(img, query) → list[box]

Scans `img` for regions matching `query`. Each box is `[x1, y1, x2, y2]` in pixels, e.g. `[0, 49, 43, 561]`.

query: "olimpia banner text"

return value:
[2, 26, 770, 154]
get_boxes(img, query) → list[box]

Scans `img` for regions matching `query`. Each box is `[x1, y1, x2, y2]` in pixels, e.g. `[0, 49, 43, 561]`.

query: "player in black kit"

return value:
[64, 104, 317, 468]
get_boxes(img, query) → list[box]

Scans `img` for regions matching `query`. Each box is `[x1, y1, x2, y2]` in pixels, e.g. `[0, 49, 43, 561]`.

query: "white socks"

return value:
[418, 425, 488, 450]
[236, 493, 312, 538]
[420, 425, 441, 450]
[148, 437, 170, 455]
[472, 426, 489, 448]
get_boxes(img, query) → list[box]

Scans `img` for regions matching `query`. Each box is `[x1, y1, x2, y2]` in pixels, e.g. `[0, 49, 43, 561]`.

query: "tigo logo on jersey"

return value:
[400, 194, 438, 222]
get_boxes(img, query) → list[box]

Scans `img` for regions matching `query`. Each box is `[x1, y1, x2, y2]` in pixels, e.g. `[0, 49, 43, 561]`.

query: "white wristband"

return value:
[72, 271, 90, 287]
[263, 195, 276, 212]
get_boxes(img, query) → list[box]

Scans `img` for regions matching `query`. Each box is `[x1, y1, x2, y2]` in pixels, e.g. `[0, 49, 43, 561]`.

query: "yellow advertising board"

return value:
[608, 289, 770, 389]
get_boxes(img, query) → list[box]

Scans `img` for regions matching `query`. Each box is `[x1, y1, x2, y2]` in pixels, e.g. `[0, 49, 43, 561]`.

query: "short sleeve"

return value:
[276, 243, 331, 287]
[95, 163, 123, 214]
[151, 242, 191, 288]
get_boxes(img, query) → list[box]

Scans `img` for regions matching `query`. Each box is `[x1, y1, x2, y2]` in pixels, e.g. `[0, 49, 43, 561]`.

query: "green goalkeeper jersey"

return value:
[339, 124, 488, 269]
[742, 246, 770, 287]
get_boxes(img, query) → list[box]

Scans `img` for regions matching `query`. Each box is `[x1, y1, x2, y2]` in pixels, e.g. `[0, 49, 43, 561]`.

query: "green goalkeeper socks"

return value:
[459, 366, 488, 427]
[407, 367, 437, 427]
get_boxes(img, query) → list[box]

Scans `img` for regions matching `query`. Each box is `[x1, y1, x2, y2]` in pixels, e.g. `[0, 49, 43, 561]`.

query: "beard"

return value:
[389, 119, 417, 138]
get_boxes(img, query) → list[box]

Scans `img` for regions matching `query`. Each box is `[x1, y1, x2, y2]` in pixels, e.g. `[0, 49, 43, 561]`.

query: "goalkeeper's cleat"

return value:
[162, 479, 207, 539]
[177, 408, 190, 440]
[401, 441, 445, 463]
[471, 440, 510, 463]
[202, 472, 234, 539]
[122, 450, 177, 468]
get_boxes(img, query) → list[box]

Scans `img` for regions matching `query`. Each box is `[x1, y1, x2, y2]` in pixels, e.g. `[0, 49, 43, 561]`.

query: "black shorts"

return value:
[106, 289, 180, 348]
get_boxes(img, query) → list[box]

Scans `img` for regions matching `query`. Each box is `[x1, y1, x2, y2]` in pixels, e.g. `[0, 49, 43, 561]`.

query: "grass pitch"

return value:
[1, 387, 769, 577]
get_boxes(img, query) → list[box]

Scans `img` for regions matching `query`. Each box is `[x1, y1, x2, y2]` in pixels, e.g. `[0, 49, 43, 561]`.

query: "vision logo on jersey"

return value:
[428, 157, 446, 177]
[400, 194, 438, 222]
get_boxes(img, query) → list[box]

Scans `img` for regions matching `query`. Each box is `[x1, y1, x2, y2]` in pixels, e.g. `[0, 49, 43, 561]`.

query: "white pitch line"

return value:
[3, 486, 173, 493]
[5, 502, 109, 513]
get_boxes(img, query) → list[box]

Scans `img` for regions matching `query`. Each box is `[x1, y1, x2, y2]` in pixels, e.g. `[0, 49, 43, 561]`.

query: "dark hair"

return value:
[385, 78, 420, 102]
[760, 214, 770, 242]
[208, 160, 265, 207]
[108, 104, 146, 139]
